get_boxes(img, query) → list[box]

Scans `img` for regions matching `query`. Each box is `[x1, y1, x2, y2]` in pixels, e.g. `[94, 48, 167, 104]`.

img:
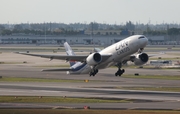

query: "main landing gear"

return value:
[89, 69, 98, 76]
[115, 63, 125, 76]
[115, 68, 125, 76]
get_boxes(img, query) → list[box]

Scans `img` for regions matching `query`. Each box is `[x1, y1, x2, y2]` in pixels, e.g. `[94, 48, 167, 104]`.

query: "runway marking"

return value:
[52, 106, 75, 109]
[31, 90, 65, 93]
[128, 107, 139, 110]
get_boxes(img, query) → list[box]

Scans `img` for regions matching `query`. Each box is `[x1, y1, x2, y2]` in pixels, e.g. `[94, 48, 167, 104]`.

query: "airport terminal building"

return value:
[0, 34, 179, 45]
[0, 35, 126, 45]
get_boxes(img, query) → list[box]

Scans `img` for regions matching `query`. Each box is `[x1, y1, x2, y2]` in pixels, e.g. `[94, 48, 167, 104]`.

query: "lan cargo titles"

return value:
[16, 35, 149, 76]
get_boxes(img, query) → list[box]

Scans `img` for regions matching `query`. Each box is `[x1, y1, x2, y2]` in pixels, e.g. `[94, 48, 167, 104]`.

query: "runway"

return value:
[1, 82, 180, 101]
[1, 51, 180, 110]
[1, 82, 180, 110]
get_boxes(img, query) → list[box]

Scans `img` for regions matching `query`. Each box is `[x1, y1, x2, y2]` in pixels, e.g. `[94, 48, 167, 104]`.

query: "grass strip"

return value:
[0, 62, 27, 64]
[0, 96, 130, 103]
[0, 109, 180, 114]
[1, 74, 180, 83]
[0, 77, 85, 83]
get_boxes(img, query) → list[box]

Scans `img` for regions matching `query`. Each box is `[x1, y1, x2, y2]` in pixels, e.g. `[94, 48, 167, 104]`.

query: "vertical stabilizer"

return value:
[64, 42, 76, 66]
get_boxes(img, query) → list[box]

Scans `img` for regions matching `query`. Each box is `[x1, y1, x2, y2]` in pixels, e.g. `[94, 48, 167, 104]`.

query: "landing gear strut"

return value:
[89, 69, 98, 76]
[115, 63, 125, 76]
[138, 48, 144, 53]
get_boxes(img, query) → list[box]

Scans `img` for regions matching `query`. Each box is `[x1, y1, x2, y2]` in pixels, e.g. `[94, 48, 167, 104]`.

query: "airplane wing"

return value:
[122, 52, 165, 63]
[101, 53, 112, 62]
[119, 52, 165, 66]
[15, 52, 88, 61]
[42, 68, 72, 71]
[148, 52, 165, 57]
[15, 52, 112, 62]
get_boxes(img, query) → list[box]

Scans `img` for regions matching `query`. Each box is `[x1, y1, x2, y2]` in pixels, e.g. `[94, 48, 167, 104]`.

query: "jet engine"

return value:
[134, 53, 149, 66]
[86, 53, 102, 66]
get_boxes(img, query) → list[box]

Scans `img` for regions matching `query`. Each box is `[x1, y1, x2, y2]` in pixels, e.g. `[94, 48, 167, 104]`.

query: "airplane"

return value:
[16, 35, 149, 76]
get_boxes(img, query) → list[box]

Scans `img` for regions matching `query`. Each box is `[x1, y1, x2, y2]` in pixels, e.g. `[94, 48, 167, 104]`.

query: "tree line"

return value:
[0, 22, 180, 36]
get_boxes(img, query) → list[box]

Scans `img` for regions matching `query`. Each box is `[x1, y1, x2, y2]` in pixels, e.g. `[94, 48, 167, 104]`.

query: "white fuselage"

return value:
[67, 35, 148, 74]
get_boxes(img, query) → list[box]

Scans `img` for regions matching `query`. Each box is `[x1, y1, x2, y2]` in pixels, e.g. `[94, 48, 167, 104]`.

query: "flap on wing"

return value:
[42, 68, 73, 71]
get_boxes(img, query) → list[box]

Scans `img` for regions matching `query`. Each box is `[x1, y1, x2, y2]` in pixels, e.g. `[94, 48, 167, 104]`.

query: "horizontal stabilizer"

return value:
[42, 68, 72, 72]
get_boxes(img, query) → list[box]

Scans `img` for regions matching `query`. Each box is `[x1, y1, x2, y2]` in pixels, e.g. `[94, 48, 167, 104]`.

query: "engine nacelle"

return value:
[86, 53, 102, 66]
[134, 53, 149, 66]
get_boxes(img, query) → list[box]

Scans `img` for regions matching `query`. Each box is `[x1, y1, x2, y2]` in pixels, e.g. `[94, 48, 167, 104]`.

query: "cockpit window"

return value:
[138, 36, 145, 39]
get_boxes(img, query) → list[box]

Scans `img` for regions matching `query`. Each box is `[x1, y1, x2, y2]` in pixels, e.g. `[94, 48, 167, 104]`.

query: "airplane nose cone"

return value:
[144, 37, 148, 44]
[141, 36, 148, 47]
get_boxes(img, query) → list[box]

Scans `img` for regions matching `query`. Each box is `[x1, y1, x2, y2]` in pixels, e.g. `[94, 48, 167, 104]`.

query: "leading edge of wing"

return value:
[148, 52, 165, 57]
[101, 53, 112, 62]
[15, 52, 88, 61]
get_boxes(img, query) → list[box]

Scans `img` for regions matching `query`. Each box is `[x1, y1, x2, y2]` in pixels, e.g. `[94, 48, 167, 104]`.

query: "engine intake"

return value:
[134, 53, 149, 65]
[86, 53, 102, 66]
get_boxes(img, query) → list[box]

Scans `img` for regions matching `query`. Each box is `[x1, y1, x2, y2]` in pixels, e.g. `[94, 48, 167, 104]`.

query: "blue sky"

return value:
[1, 0, 180, 24]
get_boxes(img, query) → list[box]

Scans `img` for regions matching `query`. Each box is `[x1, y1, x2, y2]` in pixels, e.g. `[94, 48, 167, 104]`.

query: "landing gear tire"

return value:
[89, 69, 98, 77]
[115, 69, 125, 77]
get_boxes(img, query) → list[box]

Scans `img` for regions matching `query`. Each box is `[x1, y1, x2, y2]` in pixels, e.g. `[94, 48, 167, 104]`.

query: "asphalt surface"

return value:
[1, 82, 180, 101]
[0, 81, 180, 110]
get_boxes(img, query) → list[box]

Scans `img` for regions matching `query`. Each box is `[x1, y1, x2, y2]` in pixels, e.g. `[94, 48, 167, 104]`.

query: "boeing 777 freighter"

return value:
[16, 35, 149, 76]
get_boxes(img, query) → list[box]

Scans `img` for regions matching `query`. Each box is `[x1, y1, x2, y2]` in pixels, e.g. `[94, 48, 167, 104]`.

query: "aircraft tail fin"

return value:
[64, 42, 76, 66]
